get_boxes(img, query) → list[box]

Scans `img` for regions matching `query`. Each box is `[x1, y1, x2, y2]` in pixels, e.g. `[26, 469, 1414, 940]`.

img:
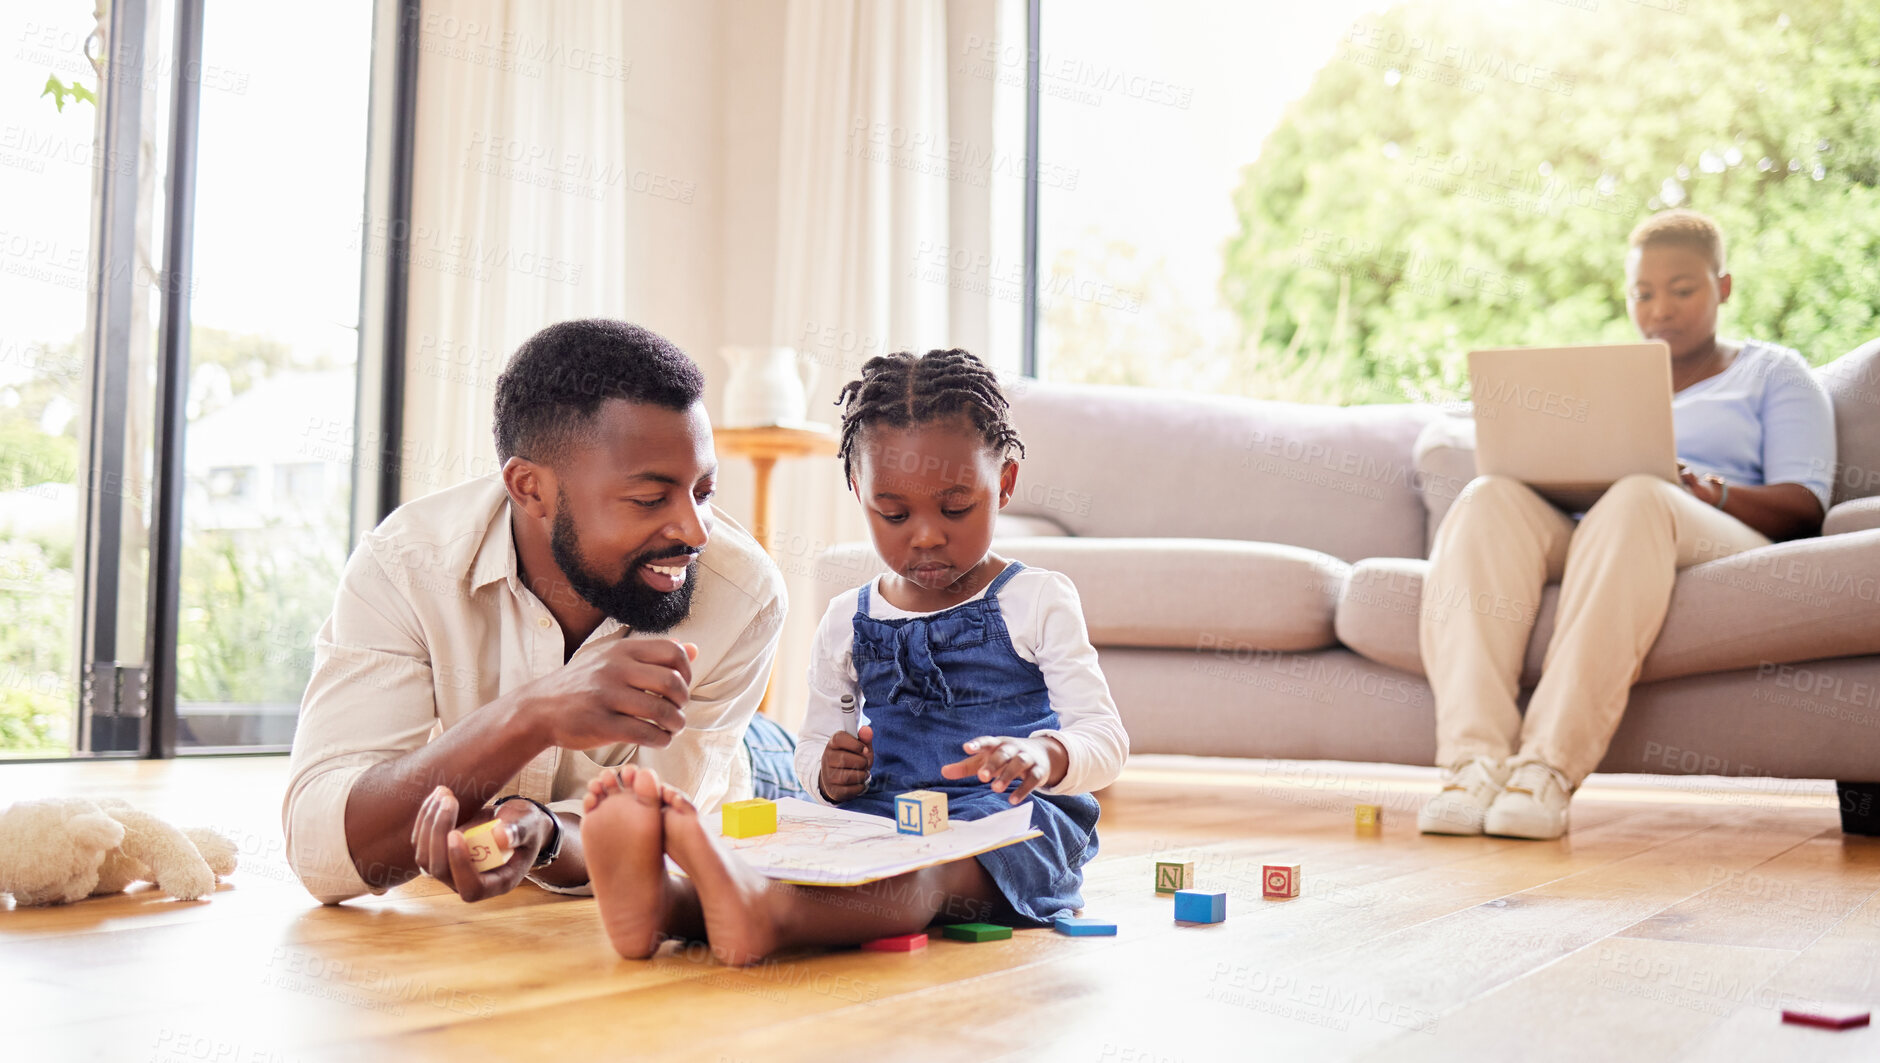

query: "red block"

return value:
[1781, 1005, 1871, 1030]
[861, 932, 929, 953]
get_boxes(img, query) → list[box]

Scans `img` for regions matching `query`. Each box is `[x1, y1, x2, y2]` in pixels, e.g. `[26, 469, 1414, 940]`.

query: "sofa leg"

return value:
[1837, 782, 1880, 836]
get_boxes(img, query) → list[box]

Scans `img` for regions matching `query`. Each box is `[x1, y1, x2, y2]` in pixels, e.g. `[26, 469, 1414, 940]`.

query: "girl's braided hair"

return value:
[834, 348, 1024, 488]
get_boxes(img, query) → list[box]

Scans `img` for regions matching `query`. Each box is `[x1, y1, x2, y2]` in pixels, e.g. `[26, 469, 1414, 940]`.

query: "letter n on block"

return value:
[1154, 860, 1195, 895]
[896, 790, 948, 835]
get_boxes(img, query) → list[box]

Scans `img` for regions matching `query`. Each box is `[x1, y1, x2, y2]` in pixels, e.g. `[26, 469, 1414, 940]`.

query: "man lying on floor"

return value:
[282, 319, 798, 905]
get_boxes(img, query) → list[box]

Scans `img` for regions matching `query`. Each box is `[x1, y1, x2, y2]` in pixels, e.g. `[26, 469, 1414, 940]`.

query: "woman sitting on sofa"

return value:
[1417, 208, 1836, 840]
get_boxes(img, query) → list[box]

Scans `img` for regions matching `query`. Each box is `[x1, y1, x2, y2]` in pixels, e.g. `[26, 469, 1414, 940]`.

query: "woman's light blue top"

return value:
[1674, 339, 1836, 511]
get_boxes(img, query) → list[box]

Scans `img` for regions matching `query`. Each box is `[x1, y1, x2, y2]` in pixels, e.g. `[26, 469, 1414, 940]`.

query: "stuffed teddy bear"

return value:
[0, 797, 238, 906]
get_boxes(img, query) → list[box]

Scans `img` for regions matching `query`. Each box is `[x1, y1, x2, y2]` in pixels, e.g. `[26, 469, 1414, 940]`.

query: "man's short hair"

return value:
[1628, 208, 1726, 276]
[492, 319, 705, 465]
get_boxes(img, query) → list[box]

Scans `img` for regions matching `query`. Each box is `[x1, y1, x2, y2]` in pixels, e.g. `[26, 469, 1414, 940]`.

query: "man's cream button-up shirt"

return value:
[283, 475, 785, 903]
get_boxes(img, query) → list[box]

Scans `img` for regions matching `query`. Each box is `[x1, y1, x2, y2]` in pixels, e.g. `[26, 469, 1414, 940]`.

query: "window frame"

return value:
[20, 0, 409, 762]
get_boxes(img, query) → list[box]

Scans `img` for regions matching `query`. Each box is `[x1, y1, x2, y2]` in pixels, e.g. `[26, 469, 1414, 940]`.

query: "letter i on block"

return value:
[1263, 863, 1300, 899]
[896, 790, 948, 835]
[1154, 860, 1195, 895]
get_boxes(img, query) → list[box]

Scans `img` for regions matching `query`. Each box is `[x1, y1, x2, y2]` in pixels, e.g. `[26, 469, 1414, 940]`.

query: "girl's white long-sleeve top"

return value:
[792, 565, 1131, 805]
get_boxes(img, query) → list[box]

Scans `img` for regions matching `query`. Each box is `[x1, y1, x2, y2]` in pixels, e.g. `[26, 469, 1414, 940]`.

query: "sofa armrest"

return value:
[1411, 414, 1477, 556]
[1824, 497, 1880, 536]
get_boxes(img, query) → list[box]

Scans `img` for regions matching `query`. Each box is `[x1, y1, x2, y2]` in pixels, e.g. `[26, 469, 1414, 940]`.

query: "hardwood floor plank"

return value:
[1, 757, 1861, 1063]
[1356, 939, 1799, 1063]
[1617, 832, 1880, 951]
[1675, 850, 1880, 1062]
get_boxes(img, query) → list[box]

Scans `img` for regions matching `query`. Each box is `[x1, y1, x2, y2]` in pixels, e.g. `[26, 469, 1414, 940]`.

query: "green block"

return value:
[941, 922, 1012, 943]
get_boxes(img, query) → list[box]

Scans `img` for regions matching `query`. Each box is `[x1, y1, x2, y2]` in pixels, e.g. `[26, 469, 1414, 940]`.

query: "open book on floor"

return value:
[669, 797, 1043, 887]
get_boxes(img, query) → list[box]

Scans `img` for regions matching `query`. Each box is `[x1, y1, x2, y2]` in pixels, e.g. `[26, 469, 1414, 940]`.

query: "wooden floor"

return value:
[3, 757, 1877, 1063]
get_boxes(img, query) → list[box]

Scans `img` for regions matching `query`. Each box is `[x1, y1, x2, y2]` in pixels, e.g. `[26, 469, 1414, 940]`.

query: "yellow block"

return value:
[1354, 804, 1382, 829]
[722, 798, 778, 838]
[460, 820, 510, 871]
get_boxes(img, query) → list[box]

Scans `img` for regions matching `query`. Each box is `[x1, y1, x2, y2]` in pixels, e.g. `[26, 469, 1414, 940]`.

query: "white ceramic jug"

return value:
[720, 345, 810, 428]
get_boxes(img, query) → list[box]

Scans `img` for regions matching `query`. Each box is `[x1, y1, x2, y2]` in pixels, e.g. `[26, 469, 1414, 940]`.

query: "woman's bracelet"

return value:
[1713, 479, 1730, 510]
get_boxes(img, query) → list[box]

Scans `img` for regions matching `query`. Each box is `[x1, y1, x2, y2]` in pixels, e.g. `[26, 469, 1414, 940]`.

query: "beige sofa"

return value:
[810, 341, 1880, 832]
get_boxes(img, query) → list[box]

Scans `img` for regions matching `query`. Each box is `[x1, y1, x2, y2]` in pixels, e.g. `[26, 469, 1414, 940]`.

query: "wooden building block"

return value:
[940, 923, 1011, 942]
[1781, 1004, 1871, 1030]
[1172, 890, 1227, 924]
[721, 798, 778, 838]
[1153, 860, 1195, 894]
[1263, 863, 1301, 899]
[1054, 916, 1118, 937]
[1354, 804, 1382, 829]
[459, 820, 510, 872]
[860, 932, 929, 952]
[895, 790, 949, 835]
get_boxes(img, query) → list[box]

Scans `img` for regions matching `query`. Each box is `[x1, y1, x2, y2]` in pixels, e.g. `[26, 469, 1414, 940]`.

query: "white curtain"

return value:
[761, 0, 1022, 729]
[397, 0, 1021, 732]
[400, 0, 632, 503]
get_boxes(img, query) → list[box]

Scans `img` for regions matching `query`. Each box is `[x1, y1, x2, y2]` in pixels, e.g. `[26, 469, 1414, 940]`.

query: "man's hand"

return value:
[410, 785, 558, 902]
[517, 640, 699, 751]
[819, 725, 874, 802]
[940, 735, 1068, 805]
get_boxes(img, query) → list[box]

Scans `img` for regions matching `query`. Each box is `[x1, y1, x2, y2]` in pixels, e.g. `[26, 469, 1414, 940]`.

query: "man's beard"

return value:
[549, 501, 699, 633]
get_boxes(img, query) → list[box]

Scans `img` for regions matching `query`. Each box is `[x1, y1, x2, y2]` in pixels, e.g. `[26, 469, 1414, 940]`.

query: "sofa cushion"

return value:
[809, 539, 1349, 654]
[997, 538, 1348, 652]
[1411, 414, 1477, 555]
[1821, 338, 1880, 505]
[1334, 558, 1449, 676]
[1337, 530, 1880, 683]
[1004, 381, 1438, 562]
[1825, 497, 1880, 537]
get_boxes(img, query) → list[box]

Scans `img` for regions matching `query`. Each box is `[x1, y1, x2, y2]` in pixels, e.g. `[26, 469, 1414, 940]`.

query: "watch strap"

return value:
[492, 794, 562, 869]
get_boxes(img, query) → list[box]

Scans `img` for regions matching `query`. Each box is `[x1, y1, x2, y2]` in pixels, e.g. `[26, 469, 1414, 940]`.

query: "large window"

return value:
[0, 4, 101, 755]
[174, 1, 371, 750]
[1036, 0, 1879, 404]
[0, 1, 376, 758]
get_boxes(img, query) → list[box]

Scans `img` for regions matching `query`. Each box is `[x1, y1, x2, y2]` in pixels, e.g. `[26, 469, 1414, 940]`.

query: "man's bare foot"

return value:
[582, 765, 675, 960]
[661, 791, 787, 966]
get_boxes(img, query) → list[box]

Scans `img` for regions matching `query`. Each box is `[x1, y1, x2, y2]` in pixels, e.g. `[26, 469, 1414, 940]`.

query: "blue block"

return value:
[1173, 890, 1227, 924]
[1054, 916, 1118, 937]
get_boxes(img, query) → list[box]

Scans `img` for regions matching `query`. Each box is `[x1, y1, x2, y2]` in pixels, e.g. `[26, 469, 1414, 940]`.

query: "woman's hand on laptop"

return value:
[1677, 464, 1724, 505]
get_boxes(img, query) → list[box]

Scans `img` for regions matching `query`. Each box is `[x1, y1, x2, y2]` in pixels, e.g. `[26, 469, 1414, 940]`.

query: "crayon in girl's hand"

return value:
[839, 693, 860, 736]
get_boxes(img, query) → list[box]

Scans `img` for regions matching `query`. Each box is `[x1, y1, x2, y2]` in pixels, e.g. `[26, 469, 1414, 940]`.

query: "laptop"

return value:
[1467, 342, 1680, 511]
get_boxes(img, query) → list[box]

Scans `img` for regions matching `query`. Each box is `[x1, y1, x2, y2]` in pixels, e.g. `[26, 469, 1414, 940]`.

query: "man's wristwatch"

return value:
[492, 795, 562, 869]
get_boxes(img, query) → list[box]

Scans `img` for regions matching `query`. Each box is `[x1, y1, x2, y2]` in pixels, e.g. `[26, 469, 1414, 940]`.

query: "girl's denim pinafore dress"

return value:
[837, 562, 1100, 925]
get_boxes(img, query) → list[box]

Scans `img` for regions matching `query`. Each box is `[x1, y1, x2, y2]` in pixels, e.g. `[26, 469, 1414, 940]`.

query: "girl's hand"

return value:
[940, 736, 1067, 805]
[819, 726, 874, 803]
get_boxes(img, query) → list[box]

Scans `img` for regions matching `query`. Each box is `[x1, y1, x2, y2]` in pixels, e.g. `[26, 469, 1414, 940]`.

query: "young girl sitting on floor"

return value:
[578, 348, 1129, 965]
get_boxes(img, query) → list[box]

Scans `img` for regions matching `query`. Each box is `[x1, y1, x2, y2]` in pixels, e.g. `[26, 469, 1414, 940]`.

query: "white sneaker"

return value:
[1418, 756, 1511, 835]
[1484, 761, 1572, 840]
